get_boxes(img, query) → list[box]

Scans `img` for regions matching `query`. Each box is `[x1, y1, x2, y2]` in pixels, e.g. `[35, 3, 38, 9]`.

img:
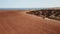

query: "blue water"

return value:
[0, 8, 48, 10]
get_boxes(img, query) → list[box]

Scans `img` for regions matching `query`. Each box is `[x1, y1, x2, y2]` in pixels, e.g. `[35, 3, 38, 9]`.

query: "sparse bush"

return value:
[26, 10, 60, 21]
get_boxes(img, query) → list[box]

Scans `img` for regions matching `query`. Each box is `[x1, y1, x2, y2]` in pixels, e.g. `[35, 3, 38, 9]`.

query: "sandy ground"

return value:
[0, 10, 60, 34]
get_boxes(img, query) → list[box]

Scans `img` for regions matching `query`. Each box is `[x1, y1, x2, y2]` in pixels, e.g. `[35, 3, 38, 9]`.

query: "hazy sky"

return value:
[0, 0, 60, 8]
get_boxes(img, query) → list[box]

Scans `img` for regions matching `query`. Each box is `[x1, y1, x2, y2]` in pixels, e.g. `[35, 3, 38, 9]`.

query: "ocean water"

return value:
[0, 8, 48, 10]
[0, 8, 38, 10]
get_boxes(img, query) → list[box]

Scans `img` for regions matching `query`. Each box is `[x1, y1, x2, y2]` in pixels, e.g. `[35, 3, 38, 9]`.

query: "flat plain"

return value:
[0, 10, 60, 34]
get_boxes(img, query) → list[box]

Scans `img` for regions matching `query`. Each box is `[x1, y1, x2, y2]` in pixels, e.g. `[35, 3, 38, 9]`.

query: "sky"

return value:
[0, 0, 60, 8]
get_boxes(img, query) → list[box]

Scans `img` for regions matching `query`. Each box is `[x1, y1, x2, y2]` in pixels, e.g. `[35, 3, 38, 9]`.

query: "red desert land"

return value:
[0, 10, 60, 34]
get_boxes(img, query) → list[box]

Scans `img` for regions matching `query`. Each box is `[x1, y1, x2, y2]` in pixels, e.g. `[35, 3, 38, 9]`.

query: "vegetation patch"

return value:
[26, 10, 60, 21]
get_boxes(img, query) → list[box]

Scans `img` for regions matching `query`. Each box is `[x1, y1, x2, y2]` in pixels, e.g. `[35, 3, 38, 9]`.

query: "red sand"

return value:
[0, 10, 60, 34]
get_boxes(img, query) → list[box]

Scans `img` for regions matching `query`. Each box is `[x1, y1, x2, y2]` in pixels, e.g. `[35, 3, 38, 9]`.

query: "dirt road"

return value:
[0, 10, 60, 34]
